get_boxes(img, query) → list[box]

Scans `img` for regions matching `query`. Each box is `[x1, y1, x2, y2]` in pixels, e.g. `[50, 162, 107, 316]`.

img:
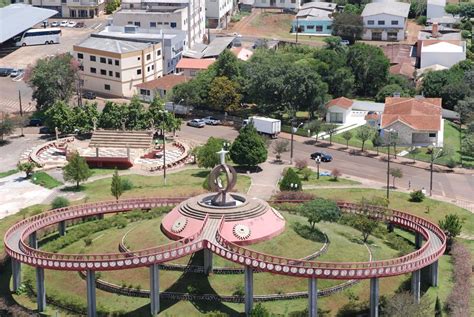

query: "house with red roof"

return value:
[381, 97, 443, 146]
[325, 97, 354, 124]
[135, 74, 191, 102]
[175, 58, 216, 77]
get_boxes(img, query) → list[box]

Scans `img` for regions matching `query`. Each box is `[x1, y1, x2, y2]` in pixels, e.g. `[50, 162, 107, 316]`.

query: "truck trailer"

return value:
[243, 116, 281, 138]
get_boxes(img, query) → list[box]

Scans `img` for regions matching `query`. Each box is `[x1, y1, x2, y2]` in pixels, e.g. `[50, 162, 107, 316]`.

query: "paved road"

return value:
[177, 124, 474, 203]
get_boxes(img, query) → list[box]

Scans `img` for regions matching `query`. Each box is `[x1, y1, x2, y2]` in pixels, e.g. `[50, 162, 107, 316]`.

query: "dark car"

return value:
[83, 91, 96, 100]
[0, 68, 13, 77]
[310, 152, 333, 162]
[75, 22, 85, 28]
[39, 127, 51, 134]
[29, 118, 43, 127]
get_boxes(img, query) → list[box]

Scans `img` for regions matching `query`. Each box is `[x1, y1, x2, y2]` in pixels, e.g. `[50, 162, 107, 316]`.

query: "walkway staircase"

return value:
[89, 130, 153, 149]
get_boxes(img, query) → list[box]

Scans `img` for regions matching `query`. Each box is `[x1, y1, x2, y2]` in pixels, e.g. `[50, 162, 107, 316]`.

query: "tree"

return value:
[331, 168, 341, 181]
[0, 113, 15, 142]
[212, 49, 242, 81]
[347, 44, 390, 97]
[126, 97, 148, 130]
[272, 139, 289, 161]
[305, 120, 323, 143]
[455, 97, 474, 124]
[73, 102, 100, 134]
[421, 68, 470, 110]
[459, 2, 474, 19]
[51, 196, 70, 209]
[332, 12, 364, 43]
[462, 133, 474, 155]
[389, 168, 403, 188]
[439, 214, 463, 242]
[17, 162, 36, 178]
[63, 152, 92, 189]
[299, 198, 341, 231]
[208, 76, 242, 112]
[44, 101, 75, 134]
[371, 134, 383, 155]
[409, 147, 420, 163]
[323, 123, 338, 145]
[230, 124, 267, 168]
[197, 137, 228, 168]
[99, 101, 127, 129]
[250, 303, 270, 317]
[280, 168, 301, 191]
[409, 0, 427, 18]
[342, 131, 353, 149]
[331, 67, 355, 97]
[26, 53, 79, 110]
[351, 214, 378, 243]
[323, 36, 343, 50]
[105, 0, 120, 14]
[111, 169, 124, 201]
[375, 84, 410, 102]
[301, 167, 313, 181]
[356, 126, 373, 152]
[383, 291, 432, 317]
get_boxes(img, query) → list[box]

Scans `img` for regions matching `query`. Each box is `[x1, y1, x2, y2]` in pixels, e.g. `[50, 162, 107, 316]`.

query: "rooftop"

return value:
[231, 47, 254, 61]
[300, 1, 337, 11]
[184, 36, 235, 58]
[176, 58, 216, 70]
[0, 4, 58, 43]
[422, 41, 465, 53]
[296, 8, 333, 19]
[361, 2, 410, 17]
[93, 26, 186, 44]
[326, 97, 353, 109]
[76, 37, 151, 54]
[135, 74, 191, 90]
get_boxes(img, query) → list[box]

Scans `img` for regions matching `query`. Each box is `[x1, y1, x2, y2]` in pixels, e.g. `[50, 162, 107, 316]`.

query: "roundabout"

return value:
[5, 160, 446, 316]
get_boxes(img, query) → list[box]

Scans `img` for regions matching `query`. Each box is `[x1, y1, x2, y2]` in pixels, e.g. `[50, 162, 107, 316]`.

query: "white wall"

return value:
[420, 50, 466, 68]
[206, 0, 233, 20]
[362, 13, 406, 41]
[326, 106, 350, 124]
[254, 0, 301, 10]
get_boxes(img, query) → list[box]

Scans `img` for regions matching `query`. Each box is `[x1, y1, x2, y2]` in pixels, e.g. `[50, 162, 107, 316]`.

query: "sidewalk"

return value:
[279, 132, 474, 175]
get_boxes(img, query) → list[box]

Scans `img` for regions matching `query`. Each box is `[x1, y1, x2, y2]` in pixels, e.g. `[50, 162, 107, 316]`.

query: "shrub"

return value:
[250, 303, 270, 317]
[274, 191, 315, 201]
[409, 190, 425, 202]
[232, 284, 245, 297]
[301, 167, 313, 181]
[280, 168, 302, 191]
[331, 168, 341, 181]
[51, 196, 70, 209]
[83, 238, 92, 246]
[461, 30, 470, 39]
[416, 15, 427, 25]
[446, 157, 458, 168]
[122, 178, 134, 190]
[294, 158, 308, 170]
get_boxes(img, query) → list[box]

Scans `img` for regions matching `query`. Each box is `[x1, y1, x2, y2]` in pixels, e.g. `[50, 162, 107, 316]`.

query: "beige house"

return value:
[381, 97, 444, 146]
[135, 74, 190, 102]
[73, 37, 163, 98]
[175, 58, 215, 77]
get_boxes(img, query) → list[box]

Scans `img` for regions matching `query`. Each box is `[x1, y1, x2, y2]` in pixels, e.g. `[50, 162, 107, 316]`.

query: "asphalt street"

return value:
[178, 123, 474, 203]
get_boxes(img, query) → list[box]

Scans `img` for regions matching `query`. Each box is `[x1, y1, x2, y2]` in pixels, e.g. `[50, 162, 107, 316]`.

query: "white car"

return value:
[59, 20, 68, 27]
[67, 21, 77, 28]
[51, 21, 59, 27]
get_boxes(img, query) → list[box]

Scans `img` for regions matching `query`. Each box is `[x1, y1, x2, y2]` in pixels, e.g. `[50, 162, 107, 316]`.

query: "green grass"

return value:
[0, 169, 18, 178]
[404, 120, 474, 168]
[31, 171, 63, 189]
[300, 174, 360, 186]
[89, 168, 118, 177]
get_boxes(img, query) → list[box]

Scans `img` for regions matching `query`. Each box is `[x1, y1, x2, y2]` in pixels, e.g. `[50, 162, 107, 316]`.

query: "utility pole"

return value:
[19, 90, 24, 137]
[430, 149, 434, 196]
[386, 140, 390, 200]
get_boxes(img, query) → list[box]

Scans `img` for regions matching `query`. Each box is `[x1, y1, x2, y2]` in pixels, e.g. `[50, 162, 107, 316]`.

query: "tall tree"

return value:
[305, 120, 323, 144]
[63, 152, 92, 189]
[99, 101, 127, 129]
[342, 130, 353, 149]
[126, 97, 148, 130]
[110, 169, 123, 201]
[208, 76, 242, 112]
[332, 12, 364, 43]
[44, 101, 75, 134]
[371, 134, 383, 155]
[389, 168, 403, 188]
[26, 53, 79, 110]
[356, 125, 374, 152]
[323, 123, 338, 145]
[347, 44, 390, 97]
[73, 102, 100, 134]
[230, 124, 268, 168]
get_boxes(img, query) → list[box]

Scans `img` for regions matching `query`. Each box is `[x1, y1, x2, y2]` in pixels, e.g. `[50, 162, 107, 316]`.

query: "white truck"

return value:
[243, 116, 281, 138]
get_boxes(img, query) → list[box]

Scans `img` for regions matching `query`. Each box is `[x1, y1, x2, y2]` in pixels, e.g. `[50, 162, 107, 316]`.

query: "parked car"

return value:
[39, 127, 51, 134]
[82, 91, 96, 100]
[67, 21, 77, 28]
[75, 22, 85, 28]
[202, 116, 221, 125]
[10, 69, 23, 77]
[187, 119, 205, 128]
[0, 68, 13, 77]
[59, 20, 68, 27]
[340, 40, 350, 46]
[51, 21, 60, 27]
[29, 118, 43, 127]
[310, 152, 333, 162]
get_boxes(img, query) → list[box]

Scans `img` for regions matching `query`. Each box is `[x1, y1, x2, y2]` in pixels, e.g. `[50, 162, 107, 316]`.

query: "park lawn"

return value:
[31, 171, 63, 189]
[74, 169, 251, 202]
[89, 168, 118, 177]
[301, 174, 360, 186]
[405, 120, 474, 168]
[0, 169, 18, 178]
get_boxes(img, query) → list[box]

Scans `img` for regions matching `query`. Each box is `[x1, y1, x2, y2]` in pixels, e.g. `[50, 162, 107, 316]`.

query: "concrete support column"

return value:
[415, 232, 423, 249]
[308, 277, 318, 317]
[244, 265, 253, 316]
[29, 231, 37, 249]
[58, 221, 66, 236]
[203, 249, 213, 275]
[11, 259, 21, 292]
[150, 264, 160, 316]
[430, 260, 439, 287]
[86, 270, 96, 317]
[36, 267, 46, 312]
[370, 278, 379, 317]
[411, 270, 421, 304]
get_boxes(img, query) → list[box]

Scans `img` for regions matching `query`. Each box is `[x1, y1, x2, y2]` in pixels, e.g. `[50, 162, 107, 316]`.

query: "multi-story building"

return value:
[113, 0, 205, 47]
[291, 1, 338, 35]
[93, 25, 187, 74]
[361, 1, 410, 41]
[73, 37, 163, 97]
[206, 0, 234, 28]
[30, 0, 105, 18]
[254, 0, 302, 11]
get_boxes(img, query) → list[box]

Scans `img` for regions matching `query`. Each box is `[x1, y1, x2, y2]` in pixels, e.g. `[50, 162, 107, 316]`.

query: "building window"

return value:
[79, 65, 84, 71]
[137, 69, 142, 75]
[326, 25, 332, 30]
[108, 58, 112, 65]
[150, 22, 157, 28]
[146, 54, 151, 61]
[147, 66, 150, 72]
[387, 32, 398, 40]
[109, 70, 113, 76]
[164, 22, 169, 25]
[115, 60, 119, 66]
[158, 22, 163, 25]
[307, 25, 314, 30]
[134, 22, 141, 27]
[391, 20, 399, 25]
[190, 70, 196, 76]
[140, 89, 150, 96]
[100, 69, 106, 75]
[77, 53, 84, 59]
[127, 21, 133, 25]
[100, 57, 106, 63]
[429, 133, 436, 138]
[171, 22, 177, 28]
[104, 84, 110, 91]
[90, 55, 96, 62]
[316, 25, 323, 32]
[115, 72, 120, 78]
[330, 112, 343, 123]
[378, 20, 385, 25]
[90, 67, 96, 73]
[151, 64, 154, 70]
[157, 49, 161, 56]
[368, 20, 374, 25]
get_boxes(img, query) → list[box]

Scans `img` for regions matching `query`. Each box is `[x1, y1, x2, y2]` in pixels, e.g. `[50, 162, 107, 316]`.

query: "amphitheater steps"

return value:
[89, 130, 153, 149]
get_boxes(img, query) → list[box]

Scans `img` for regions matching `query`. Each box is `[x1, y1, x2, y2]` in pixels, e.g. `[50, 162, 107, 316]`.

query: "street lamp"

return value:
[384, 128, 395, 200]
[427, 143, 442, 197]
[314, 156, 321, 180]
[159, 110, 168, 186]
[290, 121, 303, 165]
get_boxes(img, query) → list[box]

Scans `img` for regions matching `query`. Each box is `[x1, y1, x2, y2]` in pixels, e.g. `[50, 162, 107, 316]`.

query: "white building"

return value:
[254, 0, 302, 11]
[420, 41, 466, 69]
[30, 0, 105, 18]
[73, 37, 163, 97]
[427, 0, 446, 19]
[206, 0, 234, 28]
[361, 1, 410, 41]
[113, 0, 206, 47]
